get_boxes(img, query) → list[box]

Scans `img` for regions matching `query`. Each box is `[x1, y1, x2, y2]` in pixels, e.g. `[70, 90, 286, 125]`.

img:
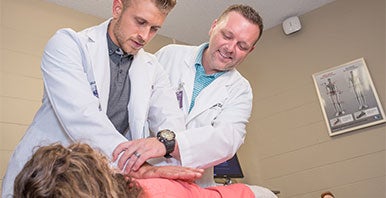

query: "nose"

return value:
[138, 26, 152, 43]
[225, 41, 237, 54]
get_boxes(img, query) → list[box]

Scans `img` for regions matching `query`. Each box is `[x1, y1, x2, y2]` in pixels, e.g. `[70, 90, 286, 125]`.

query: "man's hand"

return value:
[112, 138, 166, 173]
[129, 163, 203, 182]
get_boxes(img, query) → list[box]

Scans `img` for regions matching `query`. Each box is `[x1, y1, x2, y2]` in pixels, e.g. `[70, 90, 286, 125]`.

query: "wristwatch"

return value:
[156, 129, 176, 158]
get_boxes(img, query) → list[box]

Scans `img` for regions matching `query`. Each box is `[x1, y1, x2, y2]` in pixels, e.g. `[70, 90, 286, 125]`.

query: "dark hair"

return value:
[321, 191, 335, 198]
[218, 4, 264, 43]
[14, 143, 142, 198]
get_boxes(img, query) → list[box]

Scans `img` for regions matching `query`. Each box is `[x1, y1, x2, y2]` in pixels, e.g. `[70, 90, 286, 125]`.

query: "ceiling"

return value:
[44, 0, 335, 45]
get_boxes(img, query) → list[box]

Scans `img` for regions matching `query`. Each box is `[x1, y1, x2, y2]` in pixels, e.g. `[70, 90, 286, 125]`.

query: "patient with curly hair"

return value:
[14, 143, 256, 197]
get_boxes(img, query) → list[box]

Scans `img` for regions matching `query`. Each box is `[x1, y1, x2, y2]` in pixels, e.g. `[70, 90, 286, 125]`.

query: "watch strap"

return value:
[157, 130, 176, 158]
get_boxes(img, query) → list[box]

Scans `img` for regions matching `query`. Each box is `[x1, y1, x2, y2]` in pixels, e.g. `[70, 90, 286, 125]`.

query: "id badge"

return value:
[176, 90, 183, 109]
[176, 82, 184, 109]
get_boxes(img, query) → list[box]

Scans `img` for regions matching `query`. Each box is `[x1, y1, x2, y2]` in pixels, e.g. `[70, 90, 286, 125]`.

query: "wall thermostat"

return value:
[282, 16, 301, 35]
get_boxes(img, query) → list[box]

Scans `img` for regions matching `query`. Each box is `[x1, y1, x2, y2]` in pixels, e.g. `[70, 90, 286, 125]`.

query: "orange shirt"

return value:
[136, 178, 254, 198]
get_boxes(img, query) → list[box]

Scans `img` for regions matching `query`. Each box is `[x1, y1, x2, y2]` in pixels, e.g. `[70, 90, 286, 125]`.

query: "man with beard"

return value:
[2, 0, 189, 196]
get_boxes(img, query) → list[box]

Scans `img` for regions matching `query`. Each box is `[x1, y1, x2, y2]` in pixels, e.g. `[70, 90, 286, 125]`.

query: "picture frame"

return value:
[312, 58, 385, 136]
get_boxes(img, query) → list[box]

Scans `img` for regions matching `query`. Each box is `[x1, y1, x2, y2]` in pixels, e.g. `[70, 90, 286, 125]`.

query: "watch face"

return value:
[161, 130, 175, 141]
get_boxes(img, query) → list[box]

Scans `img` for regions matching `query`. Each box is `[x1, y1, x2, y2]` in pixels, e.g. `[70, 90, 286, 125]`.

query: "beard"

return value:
[112, 17, 144, 55]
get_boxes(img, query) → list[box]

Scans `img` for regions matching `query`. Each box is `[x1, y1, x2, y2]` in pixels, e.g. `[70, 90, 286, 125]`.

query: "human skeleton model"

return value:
[348, 70, 368, 110]
[324, 78, 345, 116]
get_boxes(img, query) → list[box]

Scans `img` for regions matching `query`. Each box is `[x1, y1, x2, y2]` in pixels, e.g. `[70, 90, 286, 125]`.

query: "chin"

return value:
[126, 48, 139, 55]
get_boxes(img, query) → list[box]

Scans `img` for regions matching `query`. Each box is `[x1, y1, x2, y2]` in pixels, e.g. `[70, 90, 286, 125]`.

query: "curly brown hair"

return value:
[14, 143, 142, 198]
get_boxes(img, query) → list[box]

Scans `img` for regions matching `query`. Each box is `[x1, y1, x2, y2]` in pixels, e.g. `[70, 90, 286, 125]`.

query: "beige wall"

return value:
[0, 0, 176, 192]
[1, 0, 101, 192]
[1, 0, 385, 197]
[237, 0, 385, 197]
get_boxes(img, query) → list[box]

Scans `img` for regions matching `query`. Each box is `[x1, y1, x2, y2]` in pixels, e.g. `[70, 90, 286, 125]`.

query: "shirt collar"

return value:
[107, 33, 120, 55]
[107, 33, 132, 58]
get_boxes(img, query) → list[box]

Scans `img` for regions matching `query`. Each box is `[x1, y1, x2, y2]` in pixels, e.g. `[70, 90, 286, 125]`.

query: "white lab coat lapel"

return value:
[180, 57, 195, 115]
[128, 49, 154, 139]
[186, 70, 234, 123]
[83, 20, 111, 113]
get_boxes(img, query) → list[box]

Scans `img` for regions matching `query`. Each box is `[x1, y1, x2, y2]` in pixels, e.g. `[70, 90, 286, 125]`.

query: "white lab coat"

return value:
[2, 20, 184, 197]
[155, 44, 253, 187]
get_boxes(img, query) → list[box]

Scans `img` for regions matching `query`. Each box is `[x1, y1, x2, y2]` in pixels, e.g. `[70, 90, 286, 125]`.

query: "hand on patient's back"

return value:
[112, 138, 166, 173]
[129, 163, 204, 182]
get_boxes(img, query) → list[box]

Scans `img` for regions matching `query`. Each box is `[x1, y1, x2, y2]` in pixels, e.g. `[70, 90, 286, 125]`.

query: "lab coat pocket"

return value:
[201, 103, 223, 126]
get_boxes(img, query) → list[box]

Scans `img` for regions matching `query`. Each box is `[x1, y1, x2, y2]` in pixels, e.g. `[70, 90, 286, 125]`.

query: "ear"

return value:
[248, 46, 255, 53]
[208, 19, 218, 36]
[112, 0, 123, 18]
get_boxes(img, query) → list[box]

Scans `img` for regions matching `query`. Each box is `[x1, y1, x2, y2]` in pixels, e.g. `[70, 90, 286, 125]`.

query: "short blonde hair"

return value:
[123, 0, 177, 14]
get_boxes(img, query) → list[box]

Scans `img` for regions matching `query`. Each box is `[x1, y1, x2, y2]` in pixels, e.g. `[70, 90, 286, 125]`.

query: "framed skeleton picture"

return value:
[312, 58, 385, 136]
